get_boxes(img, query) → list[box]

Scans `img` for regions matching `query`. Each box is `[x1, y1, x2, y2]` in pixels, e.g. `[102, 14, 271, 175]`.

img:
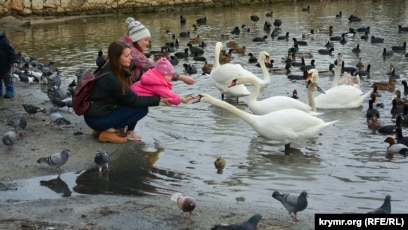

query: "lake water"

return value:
[2, 0, 408, 216]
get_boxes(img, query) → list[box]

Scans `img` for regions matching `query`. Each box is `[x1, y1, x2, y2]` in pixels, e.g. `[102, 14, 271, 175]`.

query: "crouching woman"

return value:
[84, 41, 169, 143]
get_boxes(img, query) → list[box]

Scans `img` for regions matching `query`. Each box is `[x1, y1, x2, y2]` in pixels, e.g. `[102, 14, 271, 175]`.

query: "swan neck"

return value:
[307, 84, 316, 112]
[213, 43, 221, 69]
[259, 56, 270, 83]
[206, 97, 255, 124]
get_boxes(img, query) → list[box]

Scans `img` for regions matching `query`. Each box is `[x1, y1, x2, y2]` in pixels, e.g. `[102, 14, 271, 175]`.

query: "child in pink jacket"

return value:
[131, 57, 194, 105]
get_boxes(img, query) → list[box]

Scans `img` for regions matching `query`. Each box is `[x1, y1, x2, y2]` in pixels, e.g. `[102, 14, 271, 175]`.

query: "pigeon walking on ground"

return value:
[94, 150, 109, 174]
[23, 103, 46, 116]
[170, 192, 196, 215]
[272, 191, 308, 221]
[2, 130, 17, 150]
[7, 117, 27, 137]
[37, 148, 71, 175]
[211, 214, 262, 230]
[367, 195, 391, 214]
[49, 107, 71, 128]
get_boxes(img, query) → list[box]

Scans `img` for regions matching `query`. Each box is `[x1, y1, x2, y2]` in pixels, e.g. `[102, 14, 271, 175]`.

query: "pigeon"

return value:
[22, 103, 46, 116]
[52, 69, 62, 89]
[37, 148, 71, 175]
[367, 195, 391, 214]
[211, 214, 262, 230]
[2, 130, 17, 150]
[7, 117, 27, 137]
[94, 150, 109, 174]
[49, 107, 71, 127]
[170, 192, 196, 215]
[272, 191, 308, 221]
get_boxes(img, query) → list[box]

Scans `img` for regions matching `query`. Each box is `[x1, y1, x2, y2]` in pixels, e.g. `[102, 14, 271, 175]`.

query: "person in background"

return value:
[0, 29, 18, 98]
[84, 41, 170, 143]
[131, 57, 196, 105]
[119, 17, 196, 85]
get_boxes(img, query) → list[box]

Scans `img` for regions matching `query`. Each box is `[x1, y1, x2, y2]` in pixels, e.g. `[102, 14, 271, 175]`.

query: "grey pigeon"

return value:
[37, 148, 71, 175]
[367, 195, 391, 214]
[2, 130, 17, 150]
[49, 107, 71, 127]
[23, 103, 46, 116]
[52, 69, 62, 89]
[211, 214, 262, 230]
[7, 117, 27, 137]
[272, 191, 308, 221]
[94, 150, 109, 174]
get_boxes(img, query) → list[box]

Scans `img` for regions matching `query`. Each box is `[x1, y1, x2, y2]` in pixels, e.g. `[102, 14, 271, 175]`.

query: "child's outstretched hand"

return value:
[181, 95, 199, 104]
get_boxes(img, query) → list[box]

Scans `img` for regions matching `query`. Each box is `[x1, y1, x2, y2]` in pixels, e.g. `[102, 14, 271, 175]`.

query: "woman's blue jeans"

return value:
[84, 106, 148, 131]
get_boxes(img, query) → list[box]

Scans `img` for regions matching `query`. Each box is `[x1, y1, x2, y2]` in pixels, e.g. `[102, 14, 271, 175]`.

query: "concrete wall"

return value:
[0, 0, 287, 17]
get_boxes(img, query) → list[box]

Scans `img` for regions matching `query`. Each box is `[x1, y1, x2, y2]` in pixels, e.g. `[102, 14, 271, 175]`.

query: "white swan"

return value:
[198, 93, 337, 152]
[332, 53, 360, 88]
[229, 75, 320, 115]
[307, 69, 370, 109]
[210, 42, 269, 100]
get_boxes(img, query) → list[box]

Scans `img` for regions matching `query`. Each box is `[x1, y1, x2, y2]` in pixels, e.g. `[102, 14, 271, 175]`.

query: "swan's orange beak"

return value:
[305, 73, 312, 82]
[228, 79, 237, 88]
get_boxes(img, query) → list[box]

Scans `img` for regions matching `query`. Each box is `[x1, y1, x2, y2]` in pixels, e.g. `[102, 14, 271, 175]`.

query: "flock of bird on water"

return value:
[3, 3, 402, 228]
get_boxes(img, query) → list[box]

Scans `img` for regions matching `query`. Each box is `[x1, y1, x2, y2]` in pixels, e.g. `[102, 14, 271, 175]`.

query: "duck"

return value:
[271, 63, 293, 75]
[96, 50, 106, 68]
[196, 93, 337, 153]
[382, 48, 393, 57]
[179, 31, 190, 38]
[356, 26, 370, 33]
[402, 80, 408, 95]
[293, 38, 307, 46]
[391, 41, 406, 52]
[219, 49, 233, 64]
[316, 26, 334, 35]
[348, 15, 361, 22]
[354, 64, 371, 77]
[233, 46, 246, 55]
[325, 40, 334, 49]
[214, 157, 226, 173]
[318, 47, 334, 55]
[372, 75, 396, 91]
[390, 99, 404, 117]
[371, 36, 384, 43]
[226, 40, 239, 48]
[196, 17, 207, 24]
[230, 26, 241, 35]
[361, 32, 369, 40]
[356, 58, 365, 70]
[229, 75, 318, 115]
[183, 63, 197, 75]
[287, 70, 308, 81]
[187, 43, 204, 56]
[306, 69, 370, 109]
[273, 19, 282, 28]
[378, 115, 402, 135]
[189, 35, 201, 44]
[398, 25, 408, 32]
[263, 20, 272, 31]
[395, 127, 408, 146]
[201, 61, 213, 75]
[209, 42, 251, 101]
[277, 32, 290, 40]
[388, 67, 400, 79]
[179, 15, 186, 24]
[299, 59, 315, 72]
[193, 53, 206, 62]
[174, 48, 189, 59]
[318, 63, 335, 76]
[366, 99, 380, 120]
[248, 53, 257, 63]
[351, 44, 361, 54]
[384, 136, 408, 156]
[336, 11, 342, 18]
[292, 89, 299, 99]
[302, 29, 314, 38]
[302, 5, 310, 12]
[169, 55, 179, 66]
[250, 15, 260, 24]
[394, 90, 408, 106]
[252, 35, 268, 42]
[367, 115, 382, 131]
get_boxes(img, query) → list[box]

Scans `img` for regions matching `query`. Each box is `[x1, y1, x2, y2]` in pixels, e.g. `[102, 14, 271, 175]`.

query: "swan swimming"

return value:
[306, 69, 370, 109]
[197, 93, 337, 153]
[210, 42, 269, 100]
[229, 74, 320, 115]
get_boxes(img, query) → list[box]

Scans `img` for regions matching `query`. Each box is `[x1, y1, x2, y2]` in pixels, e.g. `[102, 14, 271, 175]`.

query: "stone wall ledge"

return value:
[0, 0, 288, 18]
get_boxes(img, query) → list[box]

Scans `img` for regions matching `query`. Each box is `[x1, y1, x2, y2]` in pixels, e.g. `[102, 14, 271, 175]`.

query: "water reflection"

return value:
[74, 142, 187, 196]
[40, 176, 71, 197]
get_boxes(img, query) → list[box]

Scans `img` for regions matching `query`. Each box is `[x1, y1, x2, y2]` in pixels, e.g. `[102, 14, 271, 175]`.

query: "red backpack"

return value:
[72, 70, 111, 116]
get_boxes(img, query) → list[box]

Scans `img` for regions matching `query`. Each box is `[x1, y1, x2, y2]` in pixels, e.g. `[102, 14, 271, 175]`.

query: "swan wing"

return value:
[249, 96, 312, 115]
[315, 85, 368, 108]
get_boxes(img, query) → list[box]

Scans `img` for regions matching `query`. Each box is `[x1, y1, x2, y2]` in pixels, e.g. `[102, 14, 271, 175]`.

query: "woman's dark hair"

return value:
[108, 41, 132, 94]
